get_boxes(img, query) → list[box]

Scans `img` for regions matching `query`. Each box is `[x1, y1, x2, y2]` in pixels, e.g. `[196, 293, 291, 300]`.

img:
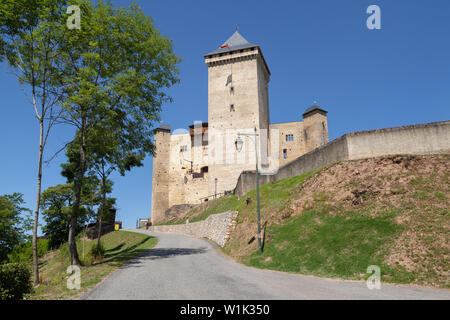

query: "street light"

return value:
[235, 136, 244, 152]
[235, 127, 262, 254]
[214, 178, 218, 199]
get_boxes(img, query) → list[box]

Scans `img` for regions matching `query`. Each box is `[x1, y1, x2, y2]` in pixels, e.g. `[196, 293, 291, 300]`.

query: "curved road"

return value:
[82, 229, 449, 300]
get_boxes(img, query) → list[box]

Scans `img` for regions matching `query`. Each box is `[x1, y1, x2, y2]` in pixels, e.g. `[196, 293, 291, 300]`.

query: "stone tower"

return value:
[150, 124, 171, 224]
[204, 31, 271, 195]
[303, 105, 329, 151]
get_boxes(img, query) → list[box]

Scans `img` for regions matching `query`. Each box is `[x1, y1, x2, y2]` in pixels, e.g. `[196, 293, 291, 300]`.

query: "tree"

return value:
[88, 121, 143, 247]
[0, 193, 32, 263]
[0, 0, 68, 285]
[40, 184, 95, 249]
[60, 132, 116, 246]
[55, 1, 180, 265]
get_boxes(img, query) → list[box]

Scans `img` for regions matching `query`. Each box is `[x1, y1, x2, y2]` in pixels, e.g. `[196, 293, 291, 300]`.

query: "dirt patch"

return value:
[225, 154, 450, 286]
[290, 155, 448, 215]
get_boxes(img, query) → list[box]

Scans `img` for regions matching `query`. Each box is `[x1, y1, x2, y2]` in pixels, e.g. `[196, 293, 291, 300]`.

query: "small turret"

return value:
[303, 104, 329, 151]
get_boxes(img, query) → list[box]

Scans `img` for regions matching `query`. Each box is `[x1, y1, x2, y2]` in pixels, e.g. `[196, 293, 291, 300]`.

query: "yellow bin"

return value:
[114, 223, 120, 231]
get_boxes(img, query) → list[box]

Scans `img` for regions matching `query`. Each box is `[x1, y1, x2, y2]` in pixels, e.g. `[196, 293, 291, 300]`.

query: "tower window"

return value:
[283, 149, 287, 159]
[286, 134, 294, 142]
[180, 145, 187, 152]
[230, 104, 235, 112]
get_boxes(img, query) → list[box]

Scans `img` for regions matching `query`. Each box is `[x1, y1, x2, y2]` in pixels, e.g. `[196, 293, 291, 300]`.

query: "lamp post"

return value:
[235, 127, 262, 254]
[214, 178, 218, 199]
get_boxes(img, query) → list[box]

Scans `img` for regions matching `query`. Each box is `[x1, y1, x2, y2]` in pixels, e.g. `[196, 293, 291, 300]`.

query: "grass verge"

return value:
[222, 155, 449, 288]
[27, 231, 157, 300]
[243, 207, 415, 284]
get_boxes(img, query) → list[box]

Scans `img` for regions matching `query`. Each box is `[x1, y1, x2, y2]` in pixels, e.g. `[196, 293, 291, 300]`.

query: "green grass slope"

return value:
[180, 154, 449, 287]
[28, 231, 157, 300]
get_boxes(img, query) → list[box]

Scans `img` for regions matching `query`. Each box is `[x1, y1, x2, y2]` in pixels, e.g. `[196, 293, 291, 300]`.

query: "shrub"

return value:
[0, 263, 32, 300]
[90, 242, 105, 260]
[8, 238, 50, 263]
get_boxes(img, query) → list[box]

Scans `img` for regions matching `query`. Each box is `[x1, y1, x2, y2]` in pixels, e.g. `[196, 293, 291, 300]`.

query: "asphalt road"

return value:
[82, 229, 450, 300]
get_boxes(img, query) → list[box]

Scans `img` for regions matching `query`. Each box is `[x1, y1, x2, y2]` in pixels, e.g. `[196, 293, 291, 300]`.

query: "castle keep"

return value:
[151, 31, 329, 224]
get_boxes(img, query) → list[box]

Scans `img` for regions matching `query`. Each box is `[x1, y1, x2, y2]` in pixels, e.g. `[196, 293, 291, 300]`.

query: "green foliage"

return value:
[97, 197, 116, 224]
[57, 0, 180, 157]
[0, 0, 68, 64]
[2, 0, 180, 266]
[0, 193, 32, 263]
[0, 263, 32, 300]
[90, 242, 105, 260]
[40, 184, 95, 249]
[31, 231, 157, 299]
[8, 238, 50, 263]
[52, 1, 180, 262]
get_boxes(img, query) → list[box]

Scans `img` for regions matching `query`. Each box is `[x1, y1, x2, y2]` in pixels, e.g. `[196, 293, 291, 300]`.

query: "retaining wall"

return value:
[149, 210, 238, 247]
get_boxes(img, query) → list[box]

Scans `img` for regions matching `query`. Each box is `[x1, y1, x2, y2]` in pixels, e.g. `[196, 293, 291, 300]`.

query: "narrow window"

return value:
[230, 104, 235, 112]
[283, 149, 287, 159]
[230, 86, 234, 94]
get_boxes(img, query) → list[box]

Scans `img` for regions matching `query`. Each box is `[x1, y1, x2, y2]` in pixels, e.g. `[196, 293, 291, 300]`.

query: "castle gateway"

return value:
[151, 31, 329, 224]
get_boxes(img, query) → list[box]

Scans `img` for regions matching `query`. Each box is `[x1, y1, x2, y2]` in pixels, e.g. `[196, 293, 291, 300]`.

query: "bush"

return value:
[90, 242, 105, 260]
[8, 238, 50, 263]
[0, 263, 32, 300]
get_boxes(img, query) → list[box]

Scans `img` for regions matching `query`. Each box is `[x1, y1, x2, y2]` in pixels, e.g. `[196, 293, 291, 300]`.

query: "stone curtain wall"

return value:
[150, 211, 238, 247]
[235, 120, 450, 198]
[345, 121, 450, 160]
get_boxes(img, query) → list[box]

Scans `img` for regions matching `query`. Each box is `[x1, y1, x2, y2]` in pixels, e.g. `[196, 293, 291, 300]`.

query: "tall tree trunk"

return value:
[97, 172, 106, 247]
[32, 118, 44, 286]
[68, 118, 87, 266]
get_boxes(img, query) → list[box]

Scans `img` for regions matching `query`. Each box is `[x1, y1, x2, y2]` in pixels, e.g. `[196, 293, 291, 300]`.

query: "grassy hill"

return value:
[169, 154, 449, 288]
[28, 231, 157, 300]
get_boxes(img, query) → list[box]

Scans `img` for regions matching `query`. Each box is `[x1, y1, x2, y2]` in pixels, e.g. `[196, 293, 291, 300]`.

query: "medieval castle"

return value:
[150, 31, 330, 224]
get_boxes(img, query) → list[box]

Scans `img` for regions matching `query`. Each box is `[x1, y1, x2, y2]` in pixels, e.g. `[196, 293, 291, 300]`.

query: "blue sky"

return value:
[0, 0, 449, 231]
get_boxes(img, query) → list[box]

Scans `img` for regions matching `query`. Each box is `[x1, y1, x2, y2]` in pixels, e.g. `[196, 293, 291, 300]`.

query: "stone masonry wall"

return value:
[151, 129, 171, 224]
[234, 120, 450, 198]
[207, 47, 270, 197]
[150, 210, 238, 247]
